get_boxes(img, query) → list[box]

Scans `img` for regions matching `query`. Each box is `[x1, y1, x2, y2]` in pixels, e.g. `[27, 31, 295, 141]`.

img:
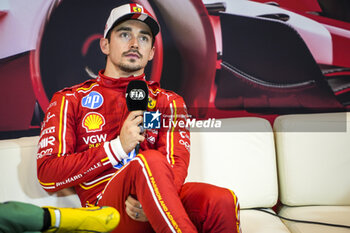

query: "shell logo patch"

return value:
[148, 97, 156, 109]
[82, 112, 105, 132]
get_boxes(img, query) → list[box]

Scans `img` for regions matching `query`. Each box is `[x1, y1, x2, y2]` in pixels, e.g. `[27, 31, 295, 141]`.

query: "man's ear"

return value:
[148, 46, 155, 61]
[100, 37, 109, 55]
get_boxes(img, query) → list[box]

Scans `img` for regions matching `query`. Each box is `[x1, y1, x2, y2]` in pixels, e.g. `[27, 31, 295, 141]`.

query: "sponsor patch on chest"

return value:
[81, 91, 104, 109]
[82, 112, 105, 132]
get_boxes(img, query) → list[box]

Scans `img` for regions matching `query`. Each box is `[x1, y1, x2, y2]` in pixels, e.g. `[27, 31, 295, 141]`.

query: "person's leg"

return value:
[98, 150, 197, 233]
[43, 206, 119, 233]
[180, 182, 241, 233]
[0, 201, 119, 233]
[0, 201, 44, 233]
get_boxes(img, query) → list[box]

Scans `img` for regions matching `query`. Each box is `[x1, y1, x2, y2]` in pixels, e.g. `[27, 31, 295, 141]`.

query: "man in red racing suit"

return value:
[37, 3, 240, 233]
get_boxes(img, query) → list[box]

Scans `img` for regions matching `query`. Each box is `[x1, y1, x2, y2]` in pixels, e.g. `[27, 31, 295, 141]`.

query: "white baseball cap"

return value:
[104, 3, 160, 38]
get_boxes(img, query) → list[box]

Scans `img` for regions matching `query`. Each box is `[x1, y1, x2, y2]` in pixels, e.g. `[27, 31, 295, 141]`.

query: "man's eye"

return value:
[140, 36, 149, 42]
[120, 32, 130, 38]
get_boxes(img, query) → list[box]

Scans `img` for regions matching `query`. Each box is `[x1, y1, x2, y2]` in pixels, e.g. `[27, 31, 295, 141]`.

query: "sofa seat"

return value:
[279, 205, 350, 233]
[241, 209, 291, 233]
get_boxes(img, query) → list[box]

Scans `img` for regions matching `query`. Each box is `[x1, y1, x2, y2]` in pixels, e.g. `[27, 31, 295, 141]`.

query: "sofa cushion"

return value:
[241, 209, 291, 233]
[0, 136, 80, 207]
[274, 112, 350, 206]
[278, 205, 350, 233]
[187, 117, 278, 209]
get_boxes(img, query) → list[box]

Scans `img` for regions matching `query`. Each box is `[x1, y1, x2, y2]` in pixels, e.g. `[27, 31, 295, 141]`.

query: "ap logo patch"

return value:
[82, 91, 104, 109]
[143, 110, 161, 129]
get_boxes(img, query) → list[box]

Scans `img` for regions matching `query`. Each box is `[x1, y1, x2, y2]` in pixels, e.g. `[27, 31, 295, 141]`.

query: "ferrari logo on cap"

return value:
[132, 6, 142, 13]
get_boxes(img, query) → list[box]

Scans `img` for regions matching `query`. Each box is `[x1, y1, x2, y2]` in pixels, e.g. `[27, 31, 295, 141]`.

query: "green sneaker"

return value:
[43, 206, 119, 233]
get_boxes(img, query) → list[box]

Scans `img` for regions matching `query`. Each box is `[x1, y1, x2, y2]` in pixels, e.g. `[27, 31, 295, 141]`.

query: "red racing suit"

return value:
[37, 70, 190, 206]
[37, 70, 240, 233]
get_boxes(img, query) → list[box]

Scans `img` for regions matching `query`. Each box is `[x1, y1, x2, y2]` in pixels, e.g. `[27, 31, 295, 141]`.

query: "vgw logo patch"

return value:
[82, 91, 104, 109]
[143, 110, 161, 129]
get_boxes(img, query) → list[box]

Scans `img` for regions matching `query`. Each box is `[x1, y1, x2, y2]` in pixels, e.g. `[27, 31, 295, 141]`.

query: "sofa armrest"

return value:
[0, 136, 80, 207]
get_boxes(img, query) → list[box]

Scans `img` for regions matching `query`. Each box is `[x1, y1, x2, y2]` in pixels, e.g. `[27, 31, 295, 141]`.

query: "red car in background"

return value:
[249, 0, 350, 103]
[194, 0, 350, 120]
[0, 0, 349, 138]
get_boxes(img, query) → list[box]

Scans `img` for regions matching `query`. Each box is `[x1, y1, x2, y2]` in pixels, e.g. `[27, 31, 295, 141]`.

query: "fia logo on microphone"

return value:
[143, 110, 161, 129]
[129, 89, 146, 100]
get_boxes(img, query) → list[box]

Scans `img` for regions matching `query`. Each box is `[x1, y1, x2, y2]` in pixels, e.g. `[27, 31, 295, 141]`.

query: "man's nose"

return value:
[130, 36, 139, 49]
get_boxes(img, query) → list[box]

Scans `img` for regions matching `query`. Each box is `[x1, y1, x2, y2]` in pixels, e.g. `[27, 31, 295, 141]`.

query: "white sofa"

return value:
[274, 112, 350, 233]
[1, 113, 349, 233]
[187, 117, 291, 233]
[0, 136, 80, 208]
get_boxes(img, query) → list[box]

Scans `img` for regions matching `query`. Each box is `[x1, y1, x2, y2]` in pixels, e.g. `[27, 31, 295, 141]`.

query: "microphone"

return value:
[125, 80, 149, 154]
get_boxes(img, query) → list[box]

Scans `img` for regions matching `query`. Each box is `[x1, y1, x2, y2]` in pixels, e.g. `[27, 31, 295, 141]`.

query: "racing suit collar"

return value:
[97, 69, 146, 90]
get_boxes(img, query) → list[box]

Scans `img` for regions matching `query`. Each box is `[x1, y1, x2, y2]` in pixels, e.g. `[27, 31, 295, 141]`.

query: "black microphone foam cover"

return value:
[125, 80, 149, 111]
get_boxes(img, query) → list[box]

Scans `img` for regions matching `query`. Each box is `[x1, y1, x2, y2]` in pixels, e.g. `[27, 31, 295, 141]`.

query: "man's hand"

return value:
[125, 195, 148, 222]
[120, 111, 145, 154]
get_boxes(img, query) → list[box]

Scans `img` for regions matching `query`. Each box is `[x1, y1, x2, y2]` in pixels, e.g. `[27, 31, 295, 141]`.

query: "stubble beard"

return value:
[118, 60, 143, 73]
